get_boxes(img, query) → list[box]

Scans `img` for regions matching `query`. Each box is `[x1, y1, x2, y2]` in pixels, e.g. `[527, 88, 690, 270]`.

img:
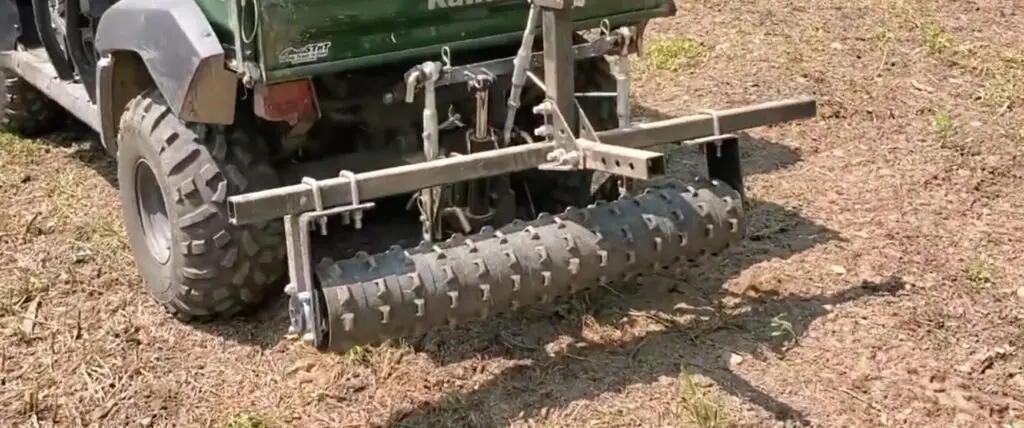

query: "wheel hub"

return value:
[134, 159, 172, 264]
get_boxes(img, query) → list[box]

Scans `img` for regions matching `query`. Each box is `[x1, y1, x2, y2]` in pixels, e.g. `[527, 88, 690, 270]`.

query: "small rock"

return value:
[72, 250, 93, 264]
[286, 359, 316, 374]
[829, 265, 848, 275]
[728, 353, 744, 366]
[1016, 287, 1024, 299]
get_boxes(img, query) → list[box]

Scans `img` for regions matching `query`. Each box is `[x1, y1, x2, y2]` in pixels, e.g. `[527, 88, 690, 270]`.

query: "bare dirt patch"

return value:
[2, 0, 1023, 427]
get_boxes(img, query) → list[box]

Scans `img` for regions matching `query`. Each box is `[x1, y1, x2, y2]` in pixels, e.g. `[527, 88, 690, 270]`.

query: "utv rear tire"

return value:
[0, 68, 67, 136]
[116, 89, 287, 320]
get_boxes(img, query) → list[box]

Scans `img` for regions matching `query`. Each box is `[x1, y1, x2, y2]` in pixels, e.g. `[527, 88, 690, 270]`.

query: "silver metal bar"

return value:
[502, 3, 542, 145]
[227, 96, 817, 225]
[578, 140, 665, 179]
[600, 96, 817, 149]
[229, 142, 556, 226]
[542, 6, 578, 135]
[613, 36, 635, 196]
[418, 63, 443, 243]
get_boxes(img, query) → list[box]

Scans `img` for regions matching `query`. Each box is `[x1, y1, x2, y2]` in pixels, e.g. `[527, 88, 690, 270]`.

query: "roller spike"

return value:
[563, 234, 577, 251]
[407, 273, 423, 293]
[414, 298, 426, 316]
[442, 265, 456, 283]
[620, 227, 634, 244]
[503, 250, 518, 267]
[474, 259, 488, 278]
[536, 246, 549, 263]
[643, 214, 657, 230]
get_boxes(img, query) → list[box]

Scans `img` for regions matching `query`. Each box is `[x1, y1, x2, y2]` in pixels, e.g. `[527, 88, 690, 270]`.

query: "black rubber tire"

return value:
[116, 88, 288, 320]
[516, 53, 624, 213]
[0, 68, 67, 136]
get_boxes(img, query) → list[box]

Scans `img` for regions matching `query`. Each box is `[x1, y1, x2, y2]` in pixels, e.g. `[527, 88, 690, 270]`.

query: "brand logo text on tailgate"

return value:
[428, 0, 501, 11]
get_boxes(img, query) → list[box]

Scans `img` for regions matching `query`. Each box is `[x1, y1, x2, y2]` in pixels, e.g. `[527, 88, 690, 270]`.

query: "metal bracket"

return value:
[682, 108, 737, 156]
[283, 170, 376, 348]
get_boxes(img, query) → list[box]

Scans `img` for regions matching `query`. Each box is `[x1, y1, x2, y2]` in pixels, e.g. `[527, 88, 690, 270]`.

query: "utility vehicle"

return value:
[0, 0, 817, 352]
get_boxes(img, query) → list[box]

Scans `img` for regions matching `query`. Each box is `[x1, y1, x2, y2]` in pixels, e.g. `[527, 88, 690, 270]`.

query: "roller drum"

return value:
[315, 178, 744, 352]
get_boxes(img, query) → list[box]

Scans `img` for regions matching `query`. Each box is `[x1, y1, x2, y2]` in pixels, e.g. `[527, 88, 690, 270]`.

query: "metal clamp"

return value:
[300, 176, 327, 234]
[682, 108, 737, 156]
[337, 170, 365, 229]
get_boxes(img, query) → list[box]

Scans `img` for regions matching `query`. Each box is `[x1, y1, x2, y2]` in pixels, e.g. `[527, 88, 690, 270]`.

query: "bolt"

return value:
[532, 101, 553, 115]
[559, 151, 580, 166]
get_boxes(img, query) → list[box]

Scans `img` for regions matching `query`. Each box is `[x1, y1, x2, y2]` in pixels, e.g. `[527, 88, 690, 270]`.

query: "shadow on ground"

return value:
[376, 195, 870, 427]
[389, 279, 907, 427]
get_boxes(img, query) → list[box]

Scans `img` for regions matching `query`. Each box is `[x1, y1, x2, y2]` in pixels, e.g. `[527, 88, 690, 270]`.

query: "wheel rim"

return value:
[134, 159, 172, 264]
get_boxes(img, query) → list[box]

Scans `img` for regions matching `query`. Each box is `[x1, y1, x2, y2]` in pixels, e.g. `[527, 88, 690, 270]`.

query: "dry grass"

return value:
[3, 0, 1024, 426]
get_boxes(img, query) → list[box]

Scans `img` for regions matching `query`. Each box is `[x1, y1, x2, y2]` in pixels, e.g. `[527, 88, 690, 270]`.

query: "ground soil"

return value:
[1, 0, 1023, 427]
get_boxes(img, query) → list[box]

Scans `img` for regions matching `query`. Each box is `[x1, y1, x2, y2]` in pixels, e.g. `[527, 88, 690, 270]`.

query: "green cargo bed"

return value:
[222, 0, 674, 81]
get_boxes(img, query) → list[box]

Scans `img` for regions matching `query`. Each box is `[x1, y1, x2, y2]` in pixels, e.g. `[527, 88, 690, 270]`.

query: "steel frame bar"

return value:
[227, 96, 817, 226]
[542, 5, 578, 136]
